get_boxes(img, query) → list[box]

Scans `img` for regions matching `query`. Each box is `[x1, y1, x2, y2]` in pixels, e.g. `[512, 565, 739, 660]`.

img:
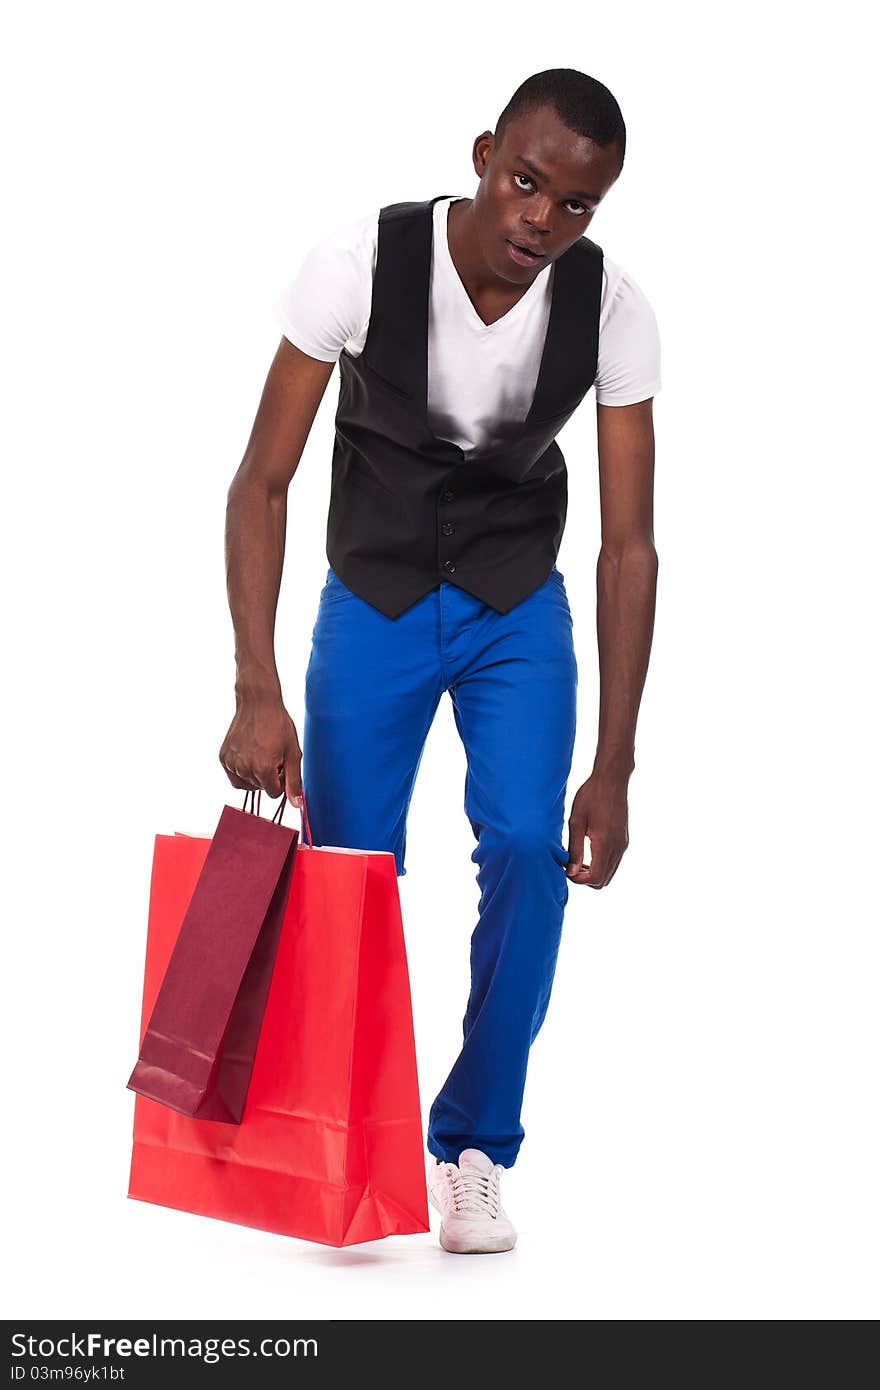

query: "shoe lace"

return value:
[445, 1164, 500, 1217]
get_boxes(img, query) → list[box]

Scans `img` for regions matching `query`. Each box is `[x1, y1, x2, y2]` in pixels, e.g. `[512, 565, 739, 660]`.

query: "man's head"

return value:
[468, 68, 626, 283]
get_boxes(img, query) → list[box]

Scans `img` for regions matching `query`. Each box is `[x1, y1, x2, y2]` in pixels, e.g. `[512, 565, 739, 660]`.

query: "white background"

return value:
[4, 0, 878, 1322]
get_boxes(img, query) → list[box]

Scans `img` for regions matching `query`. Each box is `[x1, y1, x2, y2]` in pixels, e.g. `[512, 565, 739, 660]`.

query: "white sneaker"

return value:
[427, 1148, 517, 1254]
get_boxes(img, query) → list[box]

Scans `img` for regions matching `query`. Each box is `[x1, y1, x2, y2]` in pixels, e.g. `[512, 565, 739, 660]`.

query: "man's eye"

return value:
[515, 174, 590, 216]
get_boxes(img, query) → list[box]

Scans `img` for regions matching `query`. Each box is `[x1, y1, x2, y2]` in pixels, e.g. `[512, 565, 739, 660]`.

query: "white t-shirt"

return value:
[273, 195, 661, 457]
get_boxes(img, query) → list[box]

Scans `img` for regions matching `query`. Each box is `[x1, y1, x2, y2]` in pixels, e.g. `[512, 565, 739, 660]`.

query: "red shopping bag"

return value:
[127, 793, 429, 1247]
[127, 790, 298, 1122]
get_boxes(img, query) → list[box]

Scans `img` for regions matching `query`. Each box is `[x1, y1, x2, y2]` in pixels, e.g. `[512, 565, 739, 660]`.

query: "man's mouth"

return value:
[505, 238, 546, 266]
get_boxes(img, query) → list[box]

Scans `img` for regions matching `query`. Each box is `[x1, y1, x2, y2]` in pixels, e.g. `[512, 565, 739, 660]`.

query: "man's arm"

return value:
[219, 337, 335, 804]
[565, 397, 659, 888]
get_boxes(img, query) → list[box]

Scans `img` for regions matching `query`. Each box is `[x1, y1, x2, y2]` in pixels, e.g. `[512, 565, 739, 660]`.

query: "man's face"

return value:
[471, 104, 622, 283]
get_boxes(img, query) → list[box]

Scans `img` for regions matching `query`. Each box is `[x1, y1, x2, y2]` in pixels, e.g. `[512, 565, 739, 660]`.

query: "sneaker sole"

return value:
[439, 1229, 517, 1255]
[428, 1186, 517, 1255]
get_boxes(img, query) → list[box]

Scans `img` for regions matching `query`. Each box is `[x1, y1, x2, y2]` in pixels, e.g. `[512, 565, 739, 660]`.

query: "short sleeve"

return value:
[594, 260, 662, 407]
[271, 210, 378, 363]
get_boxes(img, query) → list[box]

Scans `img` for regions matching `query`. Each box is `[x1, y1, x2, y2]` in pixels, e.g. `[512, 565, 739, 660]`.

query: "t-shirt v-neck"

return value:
[439, 196, 553, 334]
[426, 195, 555, 453]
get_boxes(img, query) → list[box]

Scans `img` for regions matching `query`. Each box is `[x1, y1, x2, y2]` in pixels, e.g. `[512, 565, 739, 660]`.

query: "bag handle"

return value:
[241, 787, 314, 848]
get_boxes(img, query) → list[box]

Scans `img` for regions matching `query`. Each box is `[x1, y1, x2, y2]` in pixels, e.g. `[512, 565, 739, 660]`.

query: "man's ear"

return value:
[472, 130, 494, 177]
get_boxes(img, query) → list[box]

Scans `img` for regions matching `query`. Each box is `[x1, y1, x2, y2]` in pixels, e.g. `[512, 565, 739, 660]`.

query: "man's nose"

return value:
[522, 199, 553, 234]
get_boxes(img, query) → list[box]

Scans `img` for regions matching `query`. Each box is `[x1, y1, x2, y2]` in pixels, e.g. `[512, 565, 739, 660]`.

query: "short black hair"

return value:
[495, 68, 626, 172]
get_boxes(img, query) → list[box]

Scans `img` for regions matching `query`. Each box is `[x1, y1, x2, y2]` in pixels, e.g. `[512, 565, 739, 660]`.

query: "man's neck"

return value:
[445, 197, 535, 326]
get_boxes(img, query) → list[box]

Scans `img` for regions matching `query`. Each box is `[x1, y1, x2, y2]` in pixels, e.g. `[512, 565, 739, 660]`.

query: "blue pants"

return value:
[300, 566, 578, 1168]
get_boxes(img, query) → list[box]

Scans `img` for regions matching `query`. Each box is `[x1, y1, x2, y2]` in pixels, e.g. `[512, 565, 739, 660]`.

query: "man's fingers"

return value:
[219, 750, 286, 798]
[250, 763, 284, 798]
[565, 823, 588, 877]
[603, 849, 624, 886]
[283, 751, 303, 806]
[219, 752, 258, 792]
[583, 843, 609, 886]
[566, 862, 594, 886]
[584, 841, 624, 889]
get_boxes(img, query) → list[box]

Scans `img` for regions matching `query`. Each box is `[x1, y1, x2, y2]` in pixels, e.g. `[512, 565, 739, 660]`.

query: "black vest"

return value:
[326, 195, 604, 619]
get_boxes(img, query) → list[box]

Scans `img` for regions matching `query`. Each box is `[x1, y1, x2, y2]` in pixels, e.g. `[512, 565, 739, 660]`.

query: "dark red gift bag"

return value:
[127, 792, 429, 1246]
[126, 790, 298, 1123]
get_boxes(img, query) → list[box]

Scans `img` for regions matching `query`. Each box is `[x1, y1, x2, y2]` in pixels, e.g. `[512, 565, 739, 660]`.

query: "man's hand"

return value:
[565, 770, 630, 888]
[219, 694, 304, 805]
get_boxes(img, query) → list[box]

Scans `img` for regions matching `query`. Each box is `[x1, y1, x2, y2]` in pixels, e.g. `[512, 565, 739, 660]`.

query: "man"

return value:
[220, 68, 660, 1255]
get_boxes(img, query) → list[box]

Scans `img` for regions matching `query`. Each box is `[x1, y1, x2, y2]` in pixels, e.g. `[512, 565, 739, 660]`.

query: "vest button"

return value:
[441, 522, 455, 536]
[443, 560, 456, 573]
